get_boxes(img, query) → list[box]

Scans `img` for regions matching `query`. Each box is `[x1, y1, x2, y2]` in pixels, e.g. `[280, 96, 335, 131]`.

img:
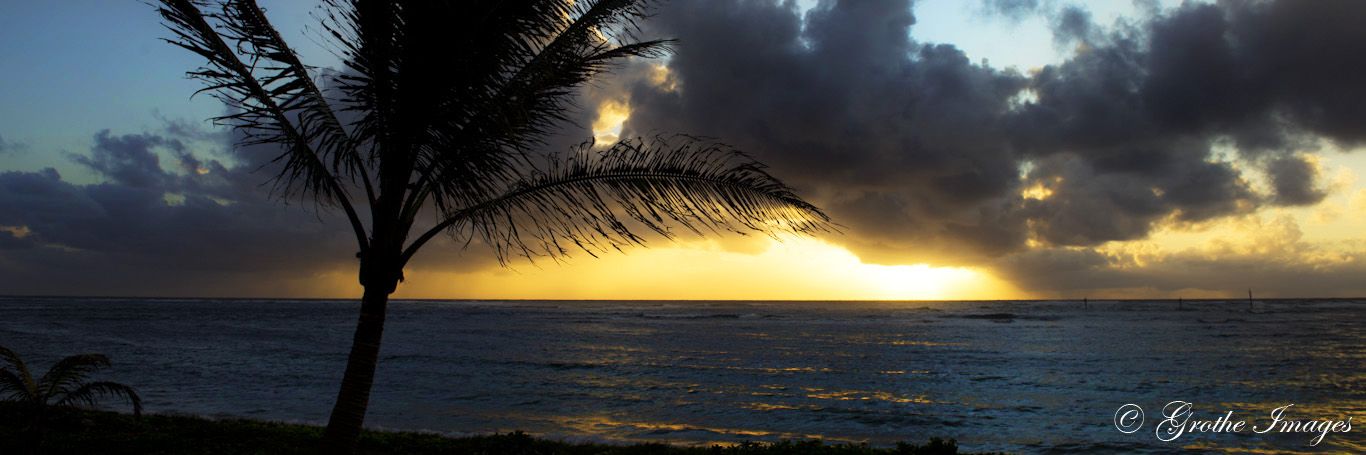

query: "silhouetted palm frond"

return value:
[0, 345, 36, 401]
[156, 0, 371, 250]
[0, 369, 33, 403]
[0, 345, 144, 454]
[404, 135, 832, 266]
[38, 354, 110, 399]
[219, 0, 371, 195]
[56, 381, 144, 419]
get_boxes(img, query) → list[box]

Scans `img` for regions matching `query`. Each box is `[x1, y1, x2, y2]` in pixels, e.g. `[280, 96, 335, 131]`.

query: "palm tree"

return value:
[0, 345, 143, 455]
[154, 1, 831, 453]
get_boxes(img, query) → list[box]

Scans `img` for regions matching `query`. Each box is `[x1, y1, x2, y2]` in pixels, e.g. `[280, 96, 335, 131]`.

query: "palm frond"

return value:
[402, 135, 833, 266]
[39, 354, 110, 400]
[156, 0, 371, 251]
[219, 0, 374, 201]
[55, 381, 143, 419]
[0, 369, 35, 403]
[417, 37, 674, 216]
[443, 0, 670, 155]
[0, 345, 36, 399]
[315, 0, 400, 161]
[408, 1, 674, 231]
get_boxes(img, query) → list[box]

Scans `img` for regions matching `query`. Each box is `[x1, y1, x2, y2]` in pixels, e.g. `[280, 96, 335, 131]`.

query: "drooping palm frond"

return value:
[402, 135, 833, 267]
[0, 345, 36, 400]
[413, 1, 675, 225]
[219, 0, 373, 199]
[0, 369, 34, 402]
[0, 347, 143, 429]
[56, 381, 144, 419]
[38, 354, 110, 400]
[156, 0, 371, 251]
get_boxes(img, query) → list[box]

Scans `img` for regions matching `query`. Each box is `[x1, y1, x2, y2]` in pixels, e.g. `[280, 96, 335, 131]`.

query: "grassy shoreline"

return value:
[0, 403, 1006, 454]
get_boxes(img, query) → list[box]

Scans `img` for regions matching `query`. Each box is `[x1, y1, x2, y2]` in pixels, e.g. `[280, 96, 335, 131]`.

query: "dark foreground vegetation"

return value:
[0, 403, 1006, 455]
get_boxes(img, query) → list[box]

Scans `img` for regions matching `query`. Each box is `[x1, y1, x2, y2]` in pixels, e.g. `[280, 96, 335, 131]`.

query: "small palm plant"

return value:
[0, 345, 143, 454]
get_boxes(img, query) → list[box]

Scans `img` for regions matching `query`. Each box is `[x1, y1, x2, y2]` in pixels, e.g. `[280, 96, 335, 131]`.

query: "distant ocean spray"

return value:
[1, 297, 1362, 454]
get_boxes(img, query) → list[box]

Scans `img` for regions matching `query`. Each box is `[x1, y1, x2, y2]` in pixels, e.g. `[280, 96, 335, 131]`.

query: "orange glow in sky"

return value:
[372, 237, 1029, 301]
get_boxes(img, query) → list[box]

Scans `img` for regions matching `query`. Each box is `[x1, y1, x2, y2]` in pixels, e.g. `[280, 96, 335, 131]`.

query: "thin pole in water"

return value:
[1248, 289, 1253, 311]
[1179, 297, 1183, 311]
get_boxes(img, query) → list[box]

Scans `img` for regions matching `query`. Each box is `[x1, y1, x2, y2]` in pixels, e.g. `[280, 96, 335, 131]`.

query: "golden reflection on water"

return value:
[490, 411, 830, 446]
[1181, 442, 1337, 455]
[882, 340, 969, 347]
[568, 343, 654, 353]
[560, 372, 954, 407]
[562, 374, 701, 392]
[735, 401, 820, 412]
[1212, 400, 1364, 424]
[799, 387, 944, 405]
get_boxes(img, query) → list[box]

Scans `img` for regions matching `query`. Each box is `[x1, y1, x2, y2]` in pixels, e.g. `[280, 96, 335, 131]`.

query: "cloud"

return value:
[1016, 151, 1258, 246]
[981, 0, 1043, 20]
[0, 125, 362, 296]
[1050, 5, 1094, 47]
[0, 116, 523, 297]
[0, 134, 24, 155]
[69, 130, 183, 188]
[993, 214, 1366, 298]
[978, 1, 1096, 48]
[618, 0, 1033, 264]
[1265, 154, 1327, 206]
[606, 0, 1366, 276]
[1226, 0, 1366, 146]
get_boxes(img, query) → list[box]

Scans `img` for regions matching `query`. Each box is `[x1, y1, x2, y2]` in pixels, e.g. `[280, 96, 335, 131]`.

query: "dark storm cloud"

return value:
[0, 127, 362, 296]
[70, 130, 183, 188]
[993, 240, 1366, 298]
[1050, 6, 1094, 47]
[1017, 150, 1257, 246]
[1264, 155, 1326, 206]
[1230, 0, 1366, 146]
[621, 0, 1029, 263]
[979, 1, 1094, 47]
[613, 0, 1366, 272]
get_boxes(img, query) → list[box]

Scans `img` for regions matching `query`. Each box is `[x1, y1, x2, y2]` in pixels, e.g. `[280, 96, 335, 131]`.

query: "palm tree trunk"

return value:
[320, 282, 392, 454]
[27, 405, 45, 455]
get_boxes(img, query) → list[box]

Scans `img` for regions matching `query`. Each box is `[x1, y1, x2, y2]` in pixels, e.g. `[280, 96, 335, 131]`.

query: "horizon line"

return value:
[3, 295, 1363, 303]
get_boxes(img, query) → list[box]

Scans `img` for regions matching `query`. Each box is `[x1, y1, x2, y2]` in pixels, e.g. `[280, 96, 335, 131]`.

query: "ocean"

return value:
[1, 297, 1362, 454]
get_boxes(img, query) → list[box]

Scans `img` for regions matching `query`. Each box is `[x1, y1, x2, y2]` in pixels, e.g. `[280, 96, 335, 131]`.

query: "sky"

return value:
[4, 0, 1366, 300]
